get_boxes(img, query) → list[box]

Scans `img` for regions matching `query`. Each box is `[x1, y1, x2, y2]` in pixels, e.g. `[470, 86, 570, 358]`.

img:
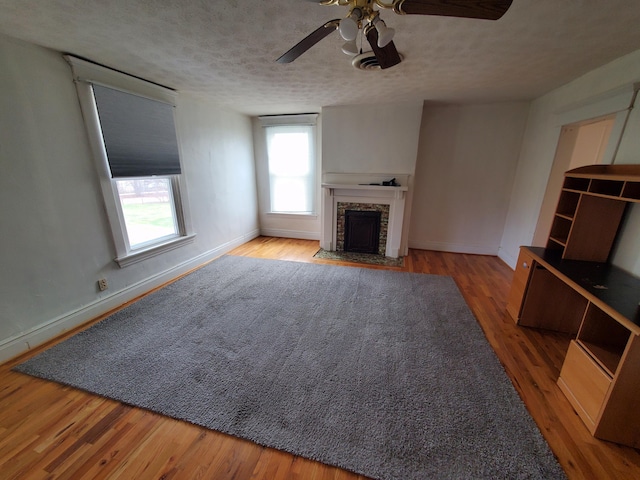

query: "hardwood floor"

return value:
[2, 236, 640, 479]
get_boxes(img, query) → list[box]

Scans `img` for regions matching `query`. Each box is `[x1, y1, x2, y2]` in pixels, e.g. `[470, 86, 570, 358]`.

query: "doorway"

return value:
[532, 115, 615, 245]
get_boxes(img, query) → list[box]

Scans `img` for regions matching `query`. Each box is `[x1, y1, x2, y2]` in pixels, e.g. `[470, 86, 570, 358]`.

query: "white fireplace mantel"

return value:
[320, 179, 409, 258]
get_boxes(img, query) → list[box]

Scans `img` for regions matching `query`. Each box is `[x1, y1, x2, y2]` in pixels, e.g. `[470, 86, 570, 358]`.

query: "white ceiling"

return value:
[2, 0, 640, 116]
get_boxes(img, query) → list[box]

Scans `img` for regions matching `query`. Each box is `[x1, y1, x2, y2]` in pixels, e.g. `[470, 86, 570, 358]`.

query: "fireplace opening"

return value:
[344, 210, 382, 254]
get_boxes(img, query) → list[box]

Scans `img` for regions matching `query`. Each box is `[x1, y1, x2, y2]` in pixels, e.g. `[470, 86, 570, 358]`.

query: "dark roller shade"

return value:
[92, 84, 181, 177]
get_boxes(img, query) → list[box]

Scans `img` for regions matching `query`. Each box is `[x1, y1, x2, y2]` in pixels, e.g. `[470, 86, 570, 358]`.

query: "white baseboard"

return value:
[0, 229, 260, 364]
[260, 228, 320, 241]
[408, 239, 499, 256]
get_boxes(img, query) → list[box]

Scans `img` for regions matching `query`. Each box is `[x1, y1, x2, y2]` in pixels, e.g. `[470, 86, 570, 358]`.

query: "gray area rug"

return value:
[15, 255, 565, 479]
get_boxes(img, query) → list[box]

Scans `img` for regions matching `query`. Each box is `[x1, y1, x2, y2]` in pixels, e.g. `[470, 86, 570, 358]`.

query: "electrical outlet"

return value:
[98, 278, 108, 291]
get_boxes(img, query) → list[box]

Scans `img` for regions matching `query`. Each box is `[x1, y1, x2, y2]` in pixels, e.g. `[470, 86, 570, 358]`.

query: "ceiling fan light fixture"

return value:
[372, 16, 395, 48]
[341, 40, 359, 56]
[339, 17, 358, 40]
[277, 0, 514, 66]
[339, 8, 361, 41]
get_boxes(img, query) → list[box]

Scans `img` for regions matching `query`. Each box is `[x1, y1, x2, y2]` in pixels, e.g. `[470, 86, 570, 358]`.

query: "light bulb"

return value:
[339, 17, 358, 41]
[375, 19, 395, 48]
[341, 40, 358, 56]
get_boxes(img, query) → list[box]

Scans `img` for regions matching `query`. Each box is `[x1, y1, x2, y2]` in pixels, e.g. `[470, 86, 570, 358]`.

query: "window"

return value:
[114, 178, 178, 248]
[260, 115, 317, 215]
[66, 56, 194, 267]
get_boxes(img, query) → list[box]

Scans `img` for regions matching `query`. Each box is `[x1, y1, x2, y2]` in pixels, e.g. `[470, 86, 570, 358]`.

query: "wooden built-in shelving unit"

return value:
[507, 164, 640, 449]
[546, 165, 640, 262]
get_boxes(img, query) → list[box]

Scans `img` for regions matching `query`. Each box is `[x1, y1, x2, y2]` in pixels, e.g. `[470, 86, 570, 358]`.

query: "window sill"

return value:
[266, 212, 318, 220]
[115, 234, 196, 268]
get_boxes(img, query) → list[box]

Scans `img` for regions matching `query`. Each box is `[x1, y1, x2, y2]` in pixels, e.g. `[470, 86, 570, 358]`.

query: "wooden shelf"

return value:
[564, 165, 640, 204]
[548, 236, 567, 247]
[566, 164, 640, 179]
[577, 303, 631, 376]
[577, 340, 621, 378]
[555, 212, 574, 221]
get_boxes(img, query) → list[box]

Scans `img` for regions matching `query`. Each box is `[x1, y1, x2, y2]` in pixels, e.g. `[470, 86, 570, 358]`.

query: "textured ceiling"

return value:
[1, 0, 640, 115]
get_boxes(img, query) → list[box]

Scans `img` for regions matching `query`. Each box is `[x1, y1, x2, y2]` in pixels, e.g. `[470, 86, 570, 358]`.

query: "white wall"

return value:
[610, 102, 640, 275]
[321, 102, 423, 254]
[409, 102, 529, 255]
[0, 35, 259, 362]
[499, 48, 640, 270]
[178, 94, 259, 248]
[321, 102, 423, 175]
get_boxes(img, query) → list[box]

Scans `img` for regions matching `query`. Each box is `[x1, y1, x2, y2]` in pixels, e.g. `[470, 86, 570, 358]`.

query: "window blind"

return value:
[92, 84, 181, 177]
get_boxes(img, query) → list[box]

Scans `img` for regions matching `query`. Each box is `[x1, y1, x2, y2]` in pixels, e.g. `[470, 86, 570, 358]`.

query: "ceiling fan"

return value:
[277, 0, 513, 69]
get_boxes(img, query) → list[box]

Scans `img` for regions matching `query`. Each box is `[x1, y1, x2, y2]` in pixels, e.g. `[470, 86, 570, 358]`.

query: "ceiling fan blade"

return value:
[276, 19, 340, 63]
[395, 0, 513, 20]
[365, 27, 402, 70]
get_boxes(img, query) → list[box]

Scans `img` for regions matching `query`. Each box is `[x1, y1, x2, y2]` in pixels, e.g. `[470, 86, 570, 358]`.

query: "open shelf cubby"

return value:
[549, 215, 571, 246]
[563, 176, 590, 192]
[589, 179, 625, 197]
[577, 303, 631, 377]
[622, 181, 640, 200]
[556, 190, 580, 217]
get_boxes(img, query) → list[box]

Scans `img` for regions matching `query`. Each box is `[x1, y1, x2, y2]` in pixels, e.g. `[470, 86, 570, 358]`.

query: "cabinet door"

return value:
[558, 341, 611, 432]
[506, 248, 533, 321]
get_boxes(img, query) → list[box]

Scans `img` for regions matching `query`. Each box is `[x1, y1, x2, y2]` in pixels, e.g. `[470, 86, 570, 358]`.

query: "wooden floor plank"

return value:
[2, 236, 639, 479]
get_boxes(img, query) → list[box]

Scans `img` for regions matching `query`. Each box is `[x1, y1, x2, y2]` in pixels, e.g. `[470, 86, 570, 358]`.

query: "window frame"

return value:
[112, 175, 182, 250]
[66, 55, 195, 267]
[259, 114, 318, 217]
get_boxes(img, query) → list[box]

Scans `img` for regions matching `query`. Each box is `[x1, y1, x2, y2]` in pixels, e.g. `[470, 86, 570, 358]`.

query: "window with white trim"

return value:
[66, 56, 194, 267]
[260, 115, 317, 215]
[113, 177, 179, 249]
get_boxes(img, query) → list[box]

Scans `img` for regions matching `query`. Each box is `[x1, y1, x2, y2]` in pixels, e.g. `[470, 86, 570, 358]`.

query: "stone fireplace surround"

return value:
[337, 202, 389, 255]
[320, 173, 409, 258]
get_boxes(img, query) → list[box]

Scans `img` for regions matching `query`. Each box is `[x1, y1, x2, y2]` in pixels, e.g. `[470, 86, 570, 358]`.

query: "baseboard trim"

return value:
[408, 240, 499, 256]
[0, 229, 260, 364]
[260, 228, 320, 241]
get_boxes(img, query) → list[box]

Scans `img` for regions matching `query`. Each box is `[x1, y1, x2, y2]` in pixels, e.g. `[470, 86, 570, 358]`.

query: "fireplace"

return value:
[344, 210, 382, 254]
[320, 173, 409, 258]
[336, 203, 390, 255]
